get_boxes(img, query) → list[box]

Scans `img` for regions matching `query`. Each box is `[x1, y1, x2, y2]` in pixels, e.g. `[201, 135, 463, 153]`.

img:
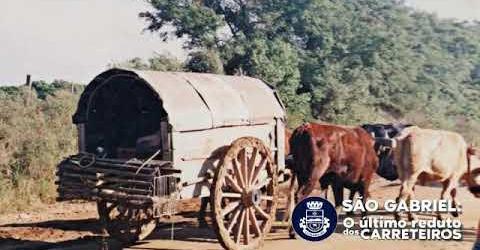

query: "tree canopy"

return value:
[140, 0, 480, 140]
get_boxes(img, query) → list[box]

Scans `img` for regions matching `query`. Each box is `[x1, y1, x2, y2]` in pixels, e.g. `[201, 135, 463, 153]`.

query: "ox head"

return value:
[360, 123, 410, 181]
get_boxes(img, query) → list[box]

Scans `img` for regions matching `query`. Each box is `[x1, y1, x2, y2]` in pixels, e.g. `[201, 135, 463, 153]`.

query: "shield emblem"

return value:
[306, 209, 324, 233]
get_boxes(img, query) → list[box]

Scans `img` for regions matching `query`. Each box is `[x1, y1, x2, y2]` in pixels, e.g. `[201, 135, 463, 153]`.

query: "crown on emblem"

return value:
[306, 201, 323, 210]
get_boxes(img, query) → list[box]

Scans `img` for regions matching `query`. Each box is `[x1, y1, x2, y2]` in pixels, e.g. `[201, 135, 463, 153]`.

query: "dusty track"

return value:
[0, 178, 478, 250]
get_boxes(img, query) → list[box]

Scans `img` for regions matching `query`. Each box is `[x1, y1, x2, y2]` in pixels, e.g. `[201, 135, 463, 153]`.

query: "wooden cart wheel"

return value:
[211, 137, 278, 250]
[97, 201, 157, 244]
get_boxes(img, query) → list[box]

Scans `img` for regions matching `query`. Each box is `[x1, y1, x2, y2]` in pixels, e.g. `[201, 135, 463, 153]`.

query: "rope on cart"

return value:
[135, 150, 162, 174]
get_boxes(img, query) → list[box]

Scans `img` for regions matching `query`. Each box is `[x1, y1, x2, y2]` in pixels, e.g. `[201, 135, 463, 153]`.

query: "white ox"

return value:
[392, 126, 478, 220]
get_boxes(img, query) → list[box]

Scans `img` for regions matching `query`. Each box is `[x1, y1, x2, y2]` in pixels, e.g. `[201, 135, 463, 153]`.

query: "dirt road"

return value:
[0, 178, 478, 250]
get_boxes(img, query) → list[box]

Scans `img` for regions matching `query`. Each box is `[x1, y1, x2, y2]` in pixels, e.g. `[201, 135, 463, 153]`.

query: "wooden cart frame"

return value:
[56, 68, 289, 249]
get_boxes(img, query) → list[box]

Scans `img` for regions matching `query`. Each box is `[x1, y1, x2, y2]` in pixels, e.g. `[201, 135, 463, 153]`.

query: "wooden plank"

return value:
[67, 159, 164, 172]
[58, 172, 153, 187]
[116, 186, 152, 195]
[58, 179, 153, 196]
[160, 120, 171, 161]
[97, 189, 154, 202]
[59, 164, 155, 180]
[69, 154, 171, 166]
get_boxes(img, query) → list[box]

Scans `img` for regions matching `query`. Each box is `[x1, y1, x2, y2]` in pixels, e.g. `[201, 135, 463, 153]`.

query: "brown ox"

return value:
[289, 123, 378, 208]
[392, 126, 479, 220]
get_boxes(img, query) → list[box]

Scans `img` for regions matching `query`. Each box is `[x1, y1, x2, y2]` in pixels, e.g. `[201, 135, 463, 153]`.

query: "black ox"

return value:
[361, 123, 413, 181]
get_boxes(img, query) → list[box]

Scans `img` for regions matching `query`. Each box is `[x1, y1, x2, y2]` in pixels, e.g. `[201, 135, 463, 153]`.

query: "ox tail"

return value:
[393, 127, 416, 182]
[289, 123, 315, 184]
[355, 127, 378, 172]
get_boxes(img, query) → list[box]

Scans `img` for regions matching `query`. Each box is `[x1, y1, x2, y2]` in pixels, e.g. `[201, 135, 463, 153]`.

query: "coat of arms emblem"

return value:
[299, 201, 330, 237]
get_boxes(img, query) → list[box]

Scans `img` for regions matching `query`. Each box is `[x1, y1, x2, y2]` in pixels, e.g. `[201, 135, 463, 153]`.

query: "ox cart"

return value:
[56, 68, 289, 249]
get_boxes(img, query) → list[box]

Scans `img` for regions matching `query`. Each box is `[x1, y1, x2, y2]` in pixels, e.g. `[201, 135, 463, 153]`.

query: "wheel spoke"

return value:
[234, 209, 246, 244]
[260, 195, 273, 201]
[240, 149, 249, 189]
[222, 201, 241, 217]
[248, 148, 258, 184]
[250, 156, 267, 186]
[225, 175, 243, 193]
[248, 207, 261, 236]
[243, 207, 250, 245]
[233, 159, 246, 189]
[223, 192, 242, 198]
[99, 201, 156, 243]
[227, 207, 242, 233]
[253, 177, 271, 190]
[254, 204, 270, 220]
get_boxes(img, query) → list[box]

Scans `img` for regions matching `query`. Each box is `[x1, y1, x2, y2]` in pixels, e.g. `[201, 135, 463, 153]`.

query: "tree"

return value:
[141, 0, 311, 125]
[110, 54, 183, 71]
[185, 50, 224, 74]
[141, 0, 480, 133]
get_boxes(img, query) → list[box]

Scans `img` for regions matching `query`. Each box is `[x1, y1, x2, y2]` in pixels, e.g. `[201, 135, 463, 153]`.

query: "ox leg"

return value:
[284, 174, 298, 239]
[345, 187, 357, 216]
[442, 178, 460, 218]
[406, 188, 417, 221]
[395, 175, 418, 221]
[450, 187, 459, 217]
[198, 197, 209, 228]
[360, 175, 373, 217]
[297, 164, 327, 201]
[437, 180, 449, 220]
[332, 178, 344, 214]
[284, 174, 298, 222]
[321, 173, 343, 210]
[359, 183, 369, 217]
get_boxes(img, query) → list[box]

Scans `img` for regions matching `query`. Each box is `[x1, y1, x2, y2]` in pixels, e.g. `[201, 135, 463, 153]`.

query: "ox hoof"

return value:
[289, 227, 296, 239]
[451, 211, 459, 217]
[407, 213, 417, 221]
[394, 213, 401, 221]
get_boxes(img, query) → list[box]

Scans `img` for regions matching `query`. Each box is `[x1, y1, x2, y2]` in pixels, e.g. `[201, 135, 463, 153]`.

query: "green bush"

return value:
[0, 87, 78, 213]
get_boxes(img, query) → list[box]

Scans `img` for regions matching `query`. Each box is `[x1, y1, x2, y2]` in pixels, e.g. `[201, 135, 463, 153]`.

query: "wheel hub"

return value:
[242, 189, 262, 207]
[251, 189, 261, 206]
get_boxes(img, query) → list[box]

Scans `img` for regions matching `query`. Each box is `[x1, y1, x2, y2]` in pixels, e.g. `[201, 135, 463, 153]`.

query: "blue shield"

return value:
[306, 209, 324, 233]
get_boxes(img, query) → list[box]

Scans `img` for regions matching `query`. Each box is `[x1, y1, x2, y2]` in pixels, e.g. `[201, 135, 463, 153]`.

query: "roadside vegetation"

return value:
[1, 0, 480, 213]
[0, 82, 82, 213]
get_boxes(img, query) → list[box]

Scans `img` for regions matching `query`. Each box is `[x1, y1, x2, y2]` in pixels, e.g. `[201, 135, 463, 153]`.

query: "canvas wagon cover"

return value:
[73, 68, 286, 132]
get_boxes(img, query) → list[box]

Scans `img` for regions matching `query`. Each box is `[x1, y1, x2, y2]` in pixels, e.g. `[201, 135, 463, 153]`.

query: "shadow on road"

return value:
[0, 236, 124, 250]
[147, 221, 218, 243]
[1, 218, 103, 234]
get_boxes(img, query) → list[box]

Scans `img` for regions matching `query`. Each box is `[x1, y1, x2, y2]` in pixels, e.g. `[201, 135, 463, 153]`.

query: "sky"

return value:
[0, 0, 185, 85]
[1, 0, 479, 85]
[405, 0, 480, 21]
